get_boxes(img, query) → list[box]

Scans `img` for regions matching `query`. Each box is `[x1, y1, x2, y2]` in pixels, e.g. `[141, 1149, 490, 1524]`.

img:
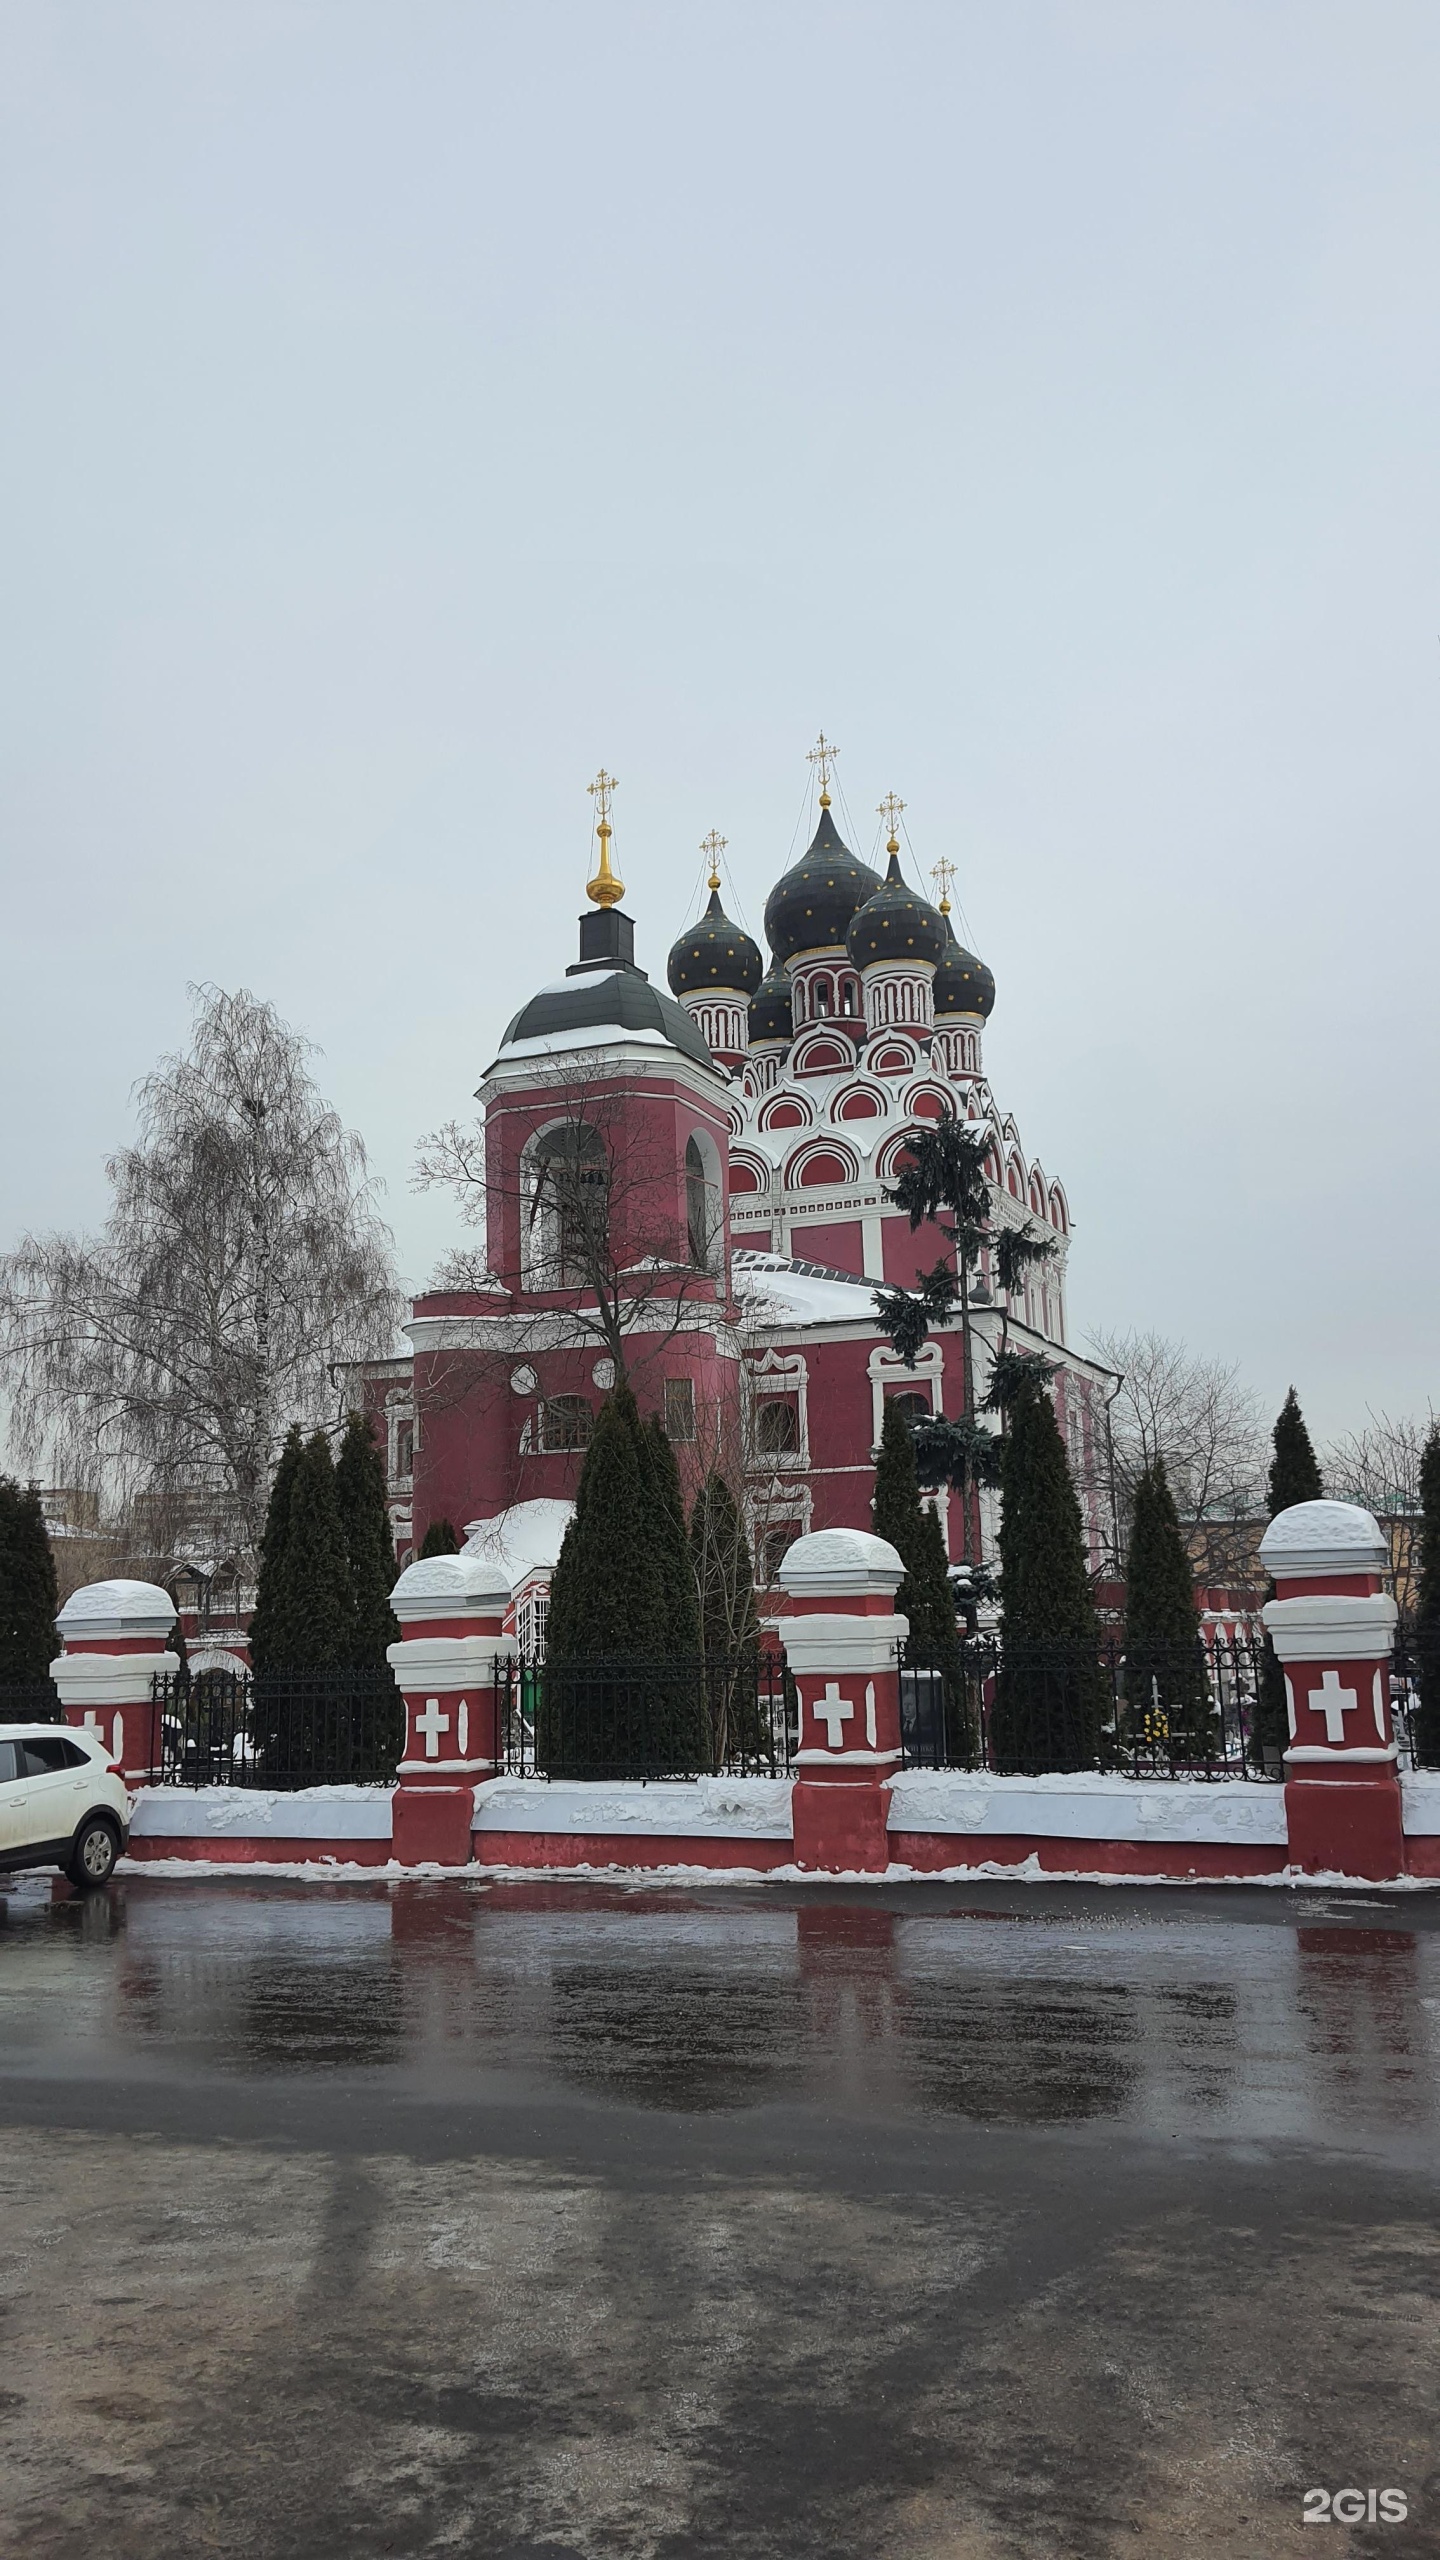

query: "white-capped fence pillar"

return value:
[1261, 1499, 1404, 1882]
[777, 1528, 907, 1874]
[386, 1554, 516, 1868]
[52, 1580, 180, 1788]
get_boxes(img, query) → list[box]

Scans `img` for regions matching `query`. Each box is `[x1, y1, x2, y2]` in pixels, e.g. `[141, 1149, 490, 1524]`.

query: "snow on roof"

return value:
[733, 1249, 880, 1328]
[462, 1496, 575, 1586]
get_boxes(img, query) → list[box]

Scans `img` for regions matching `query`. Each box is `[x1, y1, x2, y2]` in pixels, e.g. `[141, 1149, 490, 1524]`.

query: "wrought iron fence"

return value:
[150, 1668, 402, 1788]
[901, 1630, 1280, 1780]
[1389, 1622, 1440, 1768]
[0, 1679, 62, 1725]
[497, 1647, 794, 1781]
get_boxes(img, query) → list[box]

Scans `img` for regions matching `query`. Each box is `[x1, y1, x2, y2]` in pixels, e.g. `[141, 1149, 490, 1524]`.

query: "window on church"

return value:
[685, 1136, 718, 1270]
[885, 1390, 930, 1432]
[812, 977, 832, 1016]
[394, 1420, 414, 1481]
[539, 1396, 593, 1452]
[530, 1123, 609, 1286]
[664, 1377, 696, 1443]
[755, 1397, 800, 1455]
[840, 980, 859, 1016]
[761, 1526, 799, 1584]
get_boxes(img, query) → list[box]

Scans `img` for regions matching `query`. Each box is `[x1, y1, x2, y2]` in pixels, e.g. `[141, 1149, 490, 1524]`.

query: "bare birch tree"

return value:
[1087, 1327, 1265, 1583]
[0, 986, 402, 1566]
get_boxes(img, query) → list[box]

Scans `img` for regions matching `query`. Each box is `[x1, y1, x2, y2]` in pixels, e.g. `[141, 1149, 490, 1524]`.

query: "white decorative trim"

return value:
[391, 1555, 512, 1621]
[781, 1614, 907, 1676]
[472, 1774, 794, 1839]
[396, 1755, 497, 1777]
[779, 1528, 905, 1603]
[886, 1768, 1288, 1847]
[793, 1747, 903, 1768]
[1262, 1593, 1398, 1660]
[52, 1652, 180, 1709]
[386, 1635, 518, 1688]
[1283, 1744, 1400, 1764]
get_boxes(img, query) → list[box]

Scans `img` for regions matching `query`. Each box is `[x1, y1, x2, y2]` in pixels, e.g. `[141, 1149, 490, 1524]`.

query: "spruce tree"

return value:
[1257, 1388, 1325, 1761]
[335, 1410, 399, 1668]
[278, 1433, 354, 1669]
[0, 1477, 59, 1693]
[992, 1381, 1103, 1771]
[1412, 1424, 1440, 1765]
[247, 1426, 304, 1676]
[419, 1518, 461, 1557]
[1123, 1459, 1210, 1759]
[1268, 1388, 1324, 1513]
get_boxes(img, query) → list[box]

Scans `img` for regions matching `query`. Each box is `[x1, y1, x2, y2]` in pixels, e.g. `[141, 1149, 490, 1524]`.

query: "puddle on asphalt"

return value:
[1, 1873, 1437, 2144]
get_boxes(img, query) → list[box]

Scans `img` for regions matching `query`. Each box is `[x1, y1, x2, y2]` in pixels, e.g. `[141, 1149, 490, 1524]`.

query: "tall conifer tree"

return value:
[0, 1478, 59, 1690]
[1257, 1388, 1325, 1760]
[419, 1518, 461, 1556]
[247, 1426, 304, 1675]
[690, 1471, 763, 1764]
[278, 1433, 354, 1669]
[640, 1408, 700, 1654]
[335, 1410, 399, 1668]
[992, 1382, 1103, 1771]
[872, 1399, 965, 1754]
[1412, 1424, 1440, 1765]
[1123, 1458, 1210, 1756]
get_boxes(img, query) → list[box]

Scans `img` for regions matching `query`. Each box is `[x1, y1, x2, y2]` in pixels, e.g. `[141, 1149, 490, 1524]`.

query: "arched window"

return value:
[686, 1134, 719, 1268]
[886, 1390, 930, 1431]
[529, 1123, 608, 1286]
[840, 979, 859, 1016]
[755, 1398, 801, 1455]
[812, 977, 833, 1016]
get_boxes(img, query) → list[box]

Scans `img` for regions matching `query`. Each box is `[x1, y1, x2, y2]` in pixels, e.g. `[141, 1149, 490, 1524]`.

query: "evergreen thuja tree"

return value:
[336, 1410, 399, 1668]
[543, 1389, 705, 1774]
[0, 1477, 60, 1701]
[279, 1433, 354, 1669]
[872, 1399, 966, 1759]
[689, 1471, 763, 1764]
[247, 1426, 304, 1676]
[992, 1381, 1104, 1772]
[419, 1518, 461, 1556]
[640, 1408, 700, 1655]
[1123, 1459, 1210, 1759]
[1412, 1425, 1440, 1767]
[1257, 1387, 1325, 1762]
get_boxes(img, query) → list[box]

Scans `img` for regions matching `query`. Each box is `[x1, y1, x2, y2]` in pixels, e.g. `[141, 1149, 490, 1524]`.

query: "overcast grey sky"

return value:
[3, 1, 1437, 1443]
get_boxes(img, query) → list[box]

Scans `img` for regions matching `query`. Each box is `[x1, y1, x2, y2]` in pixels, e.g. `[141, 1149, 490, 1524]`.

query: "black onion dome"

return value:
[932, 914, 996, 1019]
[666, 887, 764, 999]
[762, 806, 882, 963]
[749, 956, 793, 1043]
[845, 852, 948, 970]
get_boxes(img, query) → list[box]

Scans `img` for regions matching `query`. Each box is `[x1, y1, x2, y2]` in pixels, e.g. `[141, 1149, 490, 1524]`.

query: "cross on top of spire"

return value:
[877, 791, 906, 854]
[930, 853, 957, 915]
[701, 828, 728, 892]
[585, 767, 625, 908]
[807, 731, 839, 805]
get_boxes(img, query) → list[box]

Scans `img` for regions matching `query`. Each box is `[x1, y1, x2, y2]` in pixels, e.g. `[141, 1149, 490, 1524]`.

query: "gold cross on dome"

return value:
[586, 767, 625, 908]
[807, 731, 839, 803]
[877, 791, 906, 853]
[701, 828, 727, 891]
[930, 853, 957, 915]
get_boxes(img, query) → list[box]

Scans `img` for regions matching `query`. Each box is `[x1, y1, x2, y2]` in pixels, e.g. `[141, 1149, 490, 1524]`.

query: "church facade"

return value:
[373, 755, 1115, 1617]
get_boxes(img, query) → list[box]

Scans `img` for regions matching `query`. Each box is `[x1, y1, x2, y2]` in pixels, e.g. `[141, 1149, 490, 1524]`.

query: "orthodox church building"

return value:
[373, 748, 1114, 1625]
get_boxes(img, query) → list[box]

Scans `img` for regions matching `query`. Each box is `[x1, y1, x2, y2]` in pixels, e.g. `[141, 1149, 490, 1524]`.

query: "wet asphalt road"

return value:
[2, 1874, 1439, 2559]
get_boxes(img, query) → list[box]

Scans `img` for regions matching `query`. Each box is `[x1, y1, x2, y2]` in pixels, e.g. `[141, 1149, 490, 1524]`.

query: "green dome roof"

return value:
[845, 852, 948, 970]
[666, 887, 764, 999]
[762, 807, 882, 964]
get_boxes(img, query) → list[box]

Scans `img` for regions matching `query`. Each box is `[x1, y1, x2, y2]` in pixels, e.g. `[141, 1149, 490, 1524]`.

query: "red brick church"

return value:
[366, 745, 1114, 1631]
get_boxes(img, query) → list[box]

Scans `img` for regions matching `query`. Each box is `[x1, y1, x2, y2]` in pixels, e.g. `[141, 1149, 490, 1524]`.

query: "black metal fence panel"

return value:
[498, 1648, 794, 1781]
[0, 1679, 62, 1725]
[151, 1668, 402, 1789]
[1389, 1622, 1440, 1768]
[901, 1632, 1281, 1780]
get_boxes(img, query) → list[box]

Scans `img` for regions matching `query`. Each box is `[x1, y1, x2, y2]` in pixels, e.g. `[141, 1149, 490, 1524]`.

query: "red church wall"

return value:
[881, 1211, 957, 1285]
[786, 1218, 864, 1275]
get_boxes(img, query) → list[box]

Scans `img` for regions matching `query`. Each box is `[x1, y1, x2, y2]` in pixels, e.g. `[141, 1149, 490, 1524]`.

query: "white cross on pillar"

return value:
[82, 1711, 103, 1737]
[812, 1682, 854, 1750]
[1308, 1668, 1359, 1745]
[415, 1696, 450, 1759]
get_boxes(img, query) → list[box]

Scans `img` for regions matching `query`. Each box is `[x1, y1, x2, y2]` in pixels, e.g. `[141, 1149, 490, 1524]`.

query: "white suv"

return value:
[0, 1725, 131, 1890]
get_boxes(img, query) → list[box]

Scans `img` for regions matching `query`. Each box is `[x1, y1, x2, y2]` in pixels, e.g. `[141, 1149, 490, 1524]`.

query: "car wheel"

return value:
[67, 1818, 120, 1891]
